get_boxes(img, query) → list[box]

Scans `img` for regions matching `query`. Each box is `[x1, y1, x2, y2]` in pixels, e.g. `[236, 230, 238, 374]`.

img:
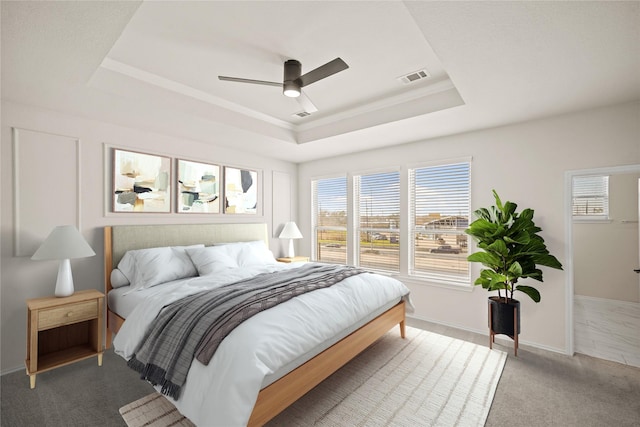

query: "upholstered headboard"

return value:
[104, 223, 269, 293]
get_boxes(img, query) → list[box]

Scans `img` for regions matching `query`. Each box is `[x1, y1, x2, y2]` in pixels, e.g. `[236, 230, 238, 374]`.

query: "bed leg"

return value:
[399, 320, 406, 339]
[105, 310, 115, 349]
[105, 327, 112, 349]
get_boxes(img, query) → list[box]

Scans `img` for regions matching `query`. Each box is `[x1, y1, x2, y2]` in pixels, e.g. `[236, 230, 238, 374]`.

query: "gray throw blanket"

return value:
[127, 263, 366, 399]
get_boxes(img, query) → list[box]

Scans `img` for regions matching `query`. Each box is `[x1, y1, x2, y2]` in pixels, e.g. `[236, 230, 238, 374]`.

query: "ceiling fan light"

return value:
[283, 81, 300, 98]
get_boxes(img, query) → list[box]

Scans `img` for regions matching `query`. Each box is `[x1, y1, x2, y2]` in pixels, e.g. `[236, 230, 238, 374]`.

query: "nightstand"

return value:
[25, 289, 104, 389]
[276, 256, 310, 263]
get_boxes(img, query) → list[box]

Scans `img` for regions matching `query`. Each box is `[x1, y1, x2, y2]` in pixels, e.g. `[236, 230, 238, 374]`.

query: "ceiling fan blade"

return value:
[298, 58, 348, 87]
[218, 76, 281, 87]
[296, 91, 318, 114]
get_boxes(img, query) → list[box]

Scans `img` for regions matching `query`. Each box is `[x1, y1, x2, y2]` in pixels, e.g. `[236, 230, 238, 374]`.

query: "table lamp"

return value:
[31, 225, 96, 297]
[279, 221, 303, 258]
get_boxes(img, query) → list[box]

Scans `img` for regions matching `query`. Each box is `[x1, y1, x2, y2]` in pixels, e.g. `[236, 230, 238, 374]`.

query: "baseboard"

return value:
[574, 294, 639, 307]
[1, 364, 26, 377]
[407, 313, 566, 355]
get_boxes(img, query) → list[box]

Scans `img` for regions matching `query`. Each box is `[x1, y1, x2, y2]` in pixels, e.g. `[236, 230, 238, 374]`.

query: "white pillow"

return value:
[186, 245, 239, 276]
[217, 240, 277, 267]
[239, 241, 277, 267]
[110, 268, 130, 288]
[117, 244, 204, 291]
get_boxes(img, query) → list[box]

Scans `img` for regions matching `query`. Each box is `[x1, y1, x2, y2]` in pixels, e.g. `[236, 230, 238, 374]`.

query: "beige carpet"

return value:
[120, 326, 506, 427]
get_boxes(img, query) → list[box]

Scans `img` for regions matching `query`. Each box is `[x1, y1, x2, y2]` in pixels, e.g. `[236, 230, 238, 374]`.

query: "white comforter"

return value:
[113, 262, 410, 426]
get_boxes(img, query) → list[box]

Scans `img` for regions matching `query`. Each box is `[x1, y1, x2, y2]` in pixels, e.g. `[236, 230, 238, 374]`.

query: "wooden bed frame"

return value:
[103, 223, 405, 426]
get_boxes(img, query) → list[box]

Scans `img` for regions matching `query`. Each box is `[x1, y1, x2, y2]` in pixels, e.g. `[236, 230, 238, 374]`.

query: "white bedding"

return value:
[113, 262, 411, 426]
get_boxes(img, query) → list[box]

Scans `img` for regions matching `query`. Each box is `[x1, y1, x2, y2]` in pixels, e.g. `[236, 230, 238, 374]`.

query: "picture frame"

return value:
[112, 148, 171, 213]
[177, 159, 221, 213]
[224, 166, 259, 214]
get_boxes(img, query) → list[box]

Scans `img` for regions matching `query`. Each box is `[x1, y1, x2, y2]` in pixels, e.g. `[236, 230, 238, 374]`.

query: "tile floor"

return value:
[574, 295, 640, 367]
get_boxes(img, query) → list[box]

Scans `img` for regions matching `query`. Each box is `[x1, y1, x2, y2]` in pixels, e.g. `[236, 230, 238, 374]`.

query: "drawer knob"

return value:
[67, 311, 73, 317]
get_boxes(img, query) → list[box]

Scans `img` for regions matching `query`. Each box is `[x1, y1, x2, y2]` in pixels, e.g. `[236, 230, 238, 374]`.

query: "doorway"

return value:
[566, 165, 640, 367]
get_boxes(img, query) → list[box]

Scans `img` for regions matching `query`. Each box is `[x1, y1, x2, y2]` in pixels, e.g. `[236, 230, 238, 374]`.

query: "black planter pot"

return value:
[488, 296, 521, 337]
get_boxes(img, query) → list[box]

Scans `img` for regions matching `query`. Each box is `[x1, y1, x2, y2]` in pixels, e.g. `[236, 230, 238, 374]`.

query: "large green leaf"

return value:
[486, 239, 508, 256]
[521, 268, 544, 282]
[473, 207, 492, 221]
[502, 201, 518, 218]
[465, 218, 498, 239]
[492, 190, 504, 211]
[519, 208, 535, 222]
[516, 285, 541, 303]
[508, 261, 523, 276]
[488, 281, 508, 292]
[504, 231, 530, 245]
[475, 270, 509, 292]
[533, 254, 563, 270]
[467, 252, 501, 268]
[474, 276, 491, 289]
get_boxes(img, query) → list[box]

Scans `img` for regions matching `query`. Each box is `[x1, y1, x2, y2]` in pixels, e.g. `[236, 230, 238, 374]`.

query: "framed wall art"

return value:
[177, 159, 221, 213]
[224, 166, 259, 214]
[112, 148, 171, 213]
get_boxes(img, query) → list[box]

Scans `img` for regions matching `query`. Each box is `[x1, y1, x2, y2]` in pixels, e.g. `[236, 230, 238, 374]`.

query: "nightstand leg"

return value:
[29, 374, 36, 389]
[98, 353, 103, 367]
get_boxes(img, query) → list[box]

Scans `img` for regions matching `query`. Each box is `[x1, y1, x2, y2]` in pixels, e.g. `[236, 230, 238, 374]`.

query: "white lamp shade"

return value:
[31, 225, 95, 260]
[279, 222, 303, 258]
[31, 225, 95, 297]
[279, 222, 303, 239]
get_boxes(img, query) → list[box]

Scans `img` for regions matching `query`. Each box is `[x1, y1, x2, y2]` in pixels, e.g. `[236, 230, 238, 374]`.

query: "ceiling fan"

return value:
[218, 58, 349, 114]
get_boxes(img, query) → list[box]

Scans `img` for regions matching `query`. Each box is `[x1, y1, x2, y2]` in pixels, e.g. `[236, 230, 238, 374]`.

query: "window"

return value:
[572, 175, 609, 220]
[311, 160, 471, 287]
[354, 171, 400, 272]
[409, 162, 470, 284]
[312, 176, 347, 264]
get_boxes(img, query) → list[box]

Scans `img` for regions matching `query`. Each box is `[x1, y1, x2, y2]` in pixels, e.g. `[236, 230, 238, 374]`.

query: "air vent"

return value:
[397, 69, 430, 84]
[293, 111, 312, 118]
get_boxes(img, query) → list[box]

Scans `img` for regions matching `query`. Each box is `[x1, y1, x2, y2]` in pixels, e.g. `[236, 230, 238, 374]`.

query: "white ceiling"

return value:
[2, 1, 639, 163]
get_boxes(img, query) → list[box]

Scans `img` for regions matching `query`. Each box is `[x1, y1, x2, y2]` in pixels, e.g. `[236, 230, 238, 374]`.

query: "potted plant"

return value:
[465, 190, 563, 351]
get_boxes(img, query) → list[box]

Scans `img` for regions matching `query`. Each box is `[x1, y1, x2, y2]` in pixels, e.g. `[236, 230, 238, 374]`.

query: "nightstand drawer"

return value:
[38, 300, 98, 330]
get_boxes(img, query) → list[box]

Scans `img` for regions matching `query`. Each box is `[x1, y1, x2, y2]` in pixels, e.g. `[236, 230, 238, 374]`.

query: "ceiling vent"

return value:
[293, 111, 312, 118]
[397, 69, 430, 85]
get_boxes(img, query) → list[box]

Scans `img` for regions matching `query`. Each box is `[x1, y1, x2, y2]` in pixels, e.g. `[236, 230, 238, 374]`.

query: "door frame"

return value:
[564, 163, 640, 356]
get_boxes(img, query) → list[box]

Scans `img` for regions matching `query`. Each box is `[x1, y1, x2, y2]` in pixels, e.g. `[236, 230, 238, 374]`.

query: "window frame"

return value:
[407, 159, 471, 286]
[309, 158, 472, 289]
[311, 174, 348, 264]
[572, 175, 610, 222]
[352, 169, 401, 274]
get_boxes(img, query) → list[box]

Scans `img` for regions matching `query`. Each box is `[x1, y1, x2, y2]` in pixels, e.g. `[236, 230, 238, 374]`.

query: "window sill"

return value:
[389, 274, 473, 292]
[572, 217, 613, 224]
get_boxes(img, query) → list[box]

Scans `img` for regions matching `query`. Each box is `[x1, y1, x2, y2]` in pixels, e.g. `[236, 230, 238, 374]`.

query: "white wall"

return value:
[3, 101, 637, 372]
[0, 101, 298, 373]
[297, 101, 640, 354]
[573, 172, 640, 303]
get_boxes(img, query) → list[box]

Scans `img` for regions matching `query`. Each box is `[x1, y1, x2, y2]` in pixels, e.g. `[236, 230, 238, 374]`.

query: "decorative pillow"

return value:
[238, 241, 277, 267]
[117, 244, 204, 291]
[217, 240, 277, 267]
[186, 245, 239, 276]
[110, 268, 130, 288]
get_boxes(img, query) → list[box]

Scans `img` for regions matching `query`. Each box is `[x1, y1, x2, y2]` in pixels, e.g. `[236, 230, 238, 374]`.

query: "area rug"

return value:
[120, 326, 506, 427]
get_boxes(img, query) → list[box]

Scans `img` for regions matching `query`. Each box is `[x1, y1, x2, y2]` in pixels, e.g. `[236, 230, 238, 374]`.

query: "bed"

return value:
[104, 223, 409, 426]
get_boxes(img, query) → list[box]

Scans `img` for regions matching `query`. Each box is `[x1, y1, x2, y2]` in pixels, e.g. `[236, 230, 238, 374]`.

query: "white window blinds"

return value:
[409, 162, 470, 283]
[312, 176, 347, 263]
[572, 175, 609, 219]
[354, 171, 400, 273]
